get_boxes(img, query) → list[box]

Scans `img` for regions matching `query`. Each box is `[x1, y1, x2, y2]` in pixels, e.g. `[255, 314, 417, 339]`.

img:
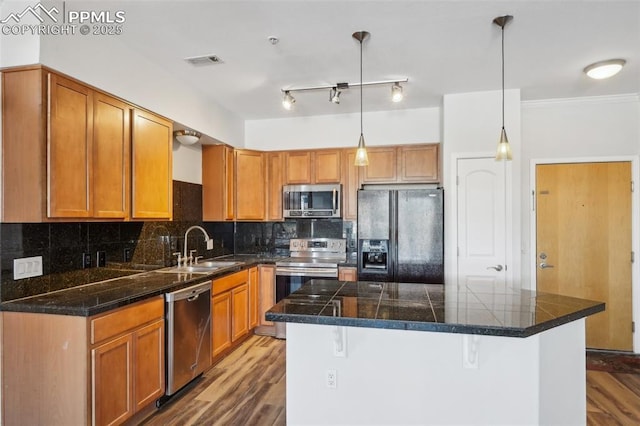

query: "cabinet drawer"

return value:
[213, 270, 249, 294]
[91, 296, 164, 345]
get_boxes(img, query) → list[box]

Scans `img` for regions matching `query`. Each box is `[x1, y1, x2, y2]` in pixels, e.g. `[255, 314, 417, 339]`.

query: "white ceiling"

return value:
[117, 1, 639, 120]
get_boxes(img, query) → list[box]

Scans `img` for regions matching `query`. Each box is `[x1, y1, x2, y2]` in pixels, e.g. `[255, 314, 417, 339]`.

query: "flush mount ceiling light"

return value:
[174, 129, 201, 145]
[282, 91, 296, 110]
[391, 83, 404, 102]
[353, 30, 370, 167]
[583, 59, 626, 79]
[493, 14, 514, 161]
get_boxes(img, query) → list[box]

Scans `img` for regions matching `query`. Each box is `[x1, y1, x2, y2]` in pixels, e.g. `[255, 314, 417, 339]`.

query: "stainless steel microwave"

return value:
[283, 184, 341, 218]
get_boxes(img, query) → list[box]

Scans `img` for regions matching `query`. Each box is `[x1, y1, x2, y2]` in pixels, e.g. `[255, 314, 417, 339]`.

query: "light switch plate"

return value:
[207, 239, 214, 250]
[13, 256, 43, 280]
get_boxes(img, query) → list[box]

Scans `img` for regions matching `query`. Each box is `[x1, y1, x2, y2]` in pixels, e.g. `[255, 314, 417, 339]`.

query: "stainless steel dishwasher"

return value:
[165, 281, 212, 396]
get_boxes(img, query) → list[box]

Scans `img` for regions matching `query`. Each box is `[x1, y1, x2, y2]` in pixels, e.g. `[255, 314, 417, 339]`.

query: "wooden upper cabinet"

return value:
[1, 66, 172, 222]
[360, 144, 440, 184]
[131, 109, 173, 220]
[236, 150, 266, 220]
[93, 93, 130, 219]
[399, 144, 439, 183]
[342, 149, 360, 220]
[360, 147, 397, 183]
[314, 149, 341, 183]
[285, 149, 341, 184]
[48, 73, 93, 218]
[266, 152, 285, 221]
[203, 145, 234, 221]
[285, 151, 313, 184]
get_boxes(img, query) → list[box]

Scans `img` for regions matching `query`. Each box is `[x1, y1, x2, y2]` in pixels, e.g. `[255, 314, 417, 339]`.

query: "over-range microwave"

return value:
[283, 184, 342, 218]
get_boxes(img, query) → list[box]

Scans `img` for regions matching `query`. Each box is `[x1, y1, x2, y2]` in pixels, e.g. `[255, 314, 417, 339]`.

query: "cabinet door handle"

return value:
[539, 263, 555, 269]
[486, 265, 503, 272]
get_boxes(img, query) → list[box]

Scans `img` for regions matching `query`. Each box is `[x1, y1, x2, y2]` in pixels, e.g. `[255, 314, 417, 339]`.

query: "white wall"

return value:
[0, 1, 40, 68]
[443, 89, 522, 288]
[520, 95, 640, 288]
[172, 142, 202, 185]
[39, 35, 244, 148]
[244, 107, 441, 151]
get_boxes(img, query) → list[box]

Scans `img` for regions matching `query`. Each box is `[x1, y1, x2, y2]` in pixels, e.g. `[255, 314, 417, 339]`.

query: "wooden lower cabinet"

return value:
[258, 265, 276, 327]
[211, 269, 257, 362]
[338, 266, 358, 282]
[212, 291, 232, 357]
[249, 266, 259, 328]
[92, 334, 133, 425]
[2, 296, 164, 426]
[231, 284, 249, 341]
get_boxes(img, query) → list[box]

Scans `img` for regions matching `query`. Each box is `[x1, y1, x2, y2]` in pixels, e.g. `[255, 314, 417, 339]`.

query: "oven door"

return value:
[275, 266, 338, 302]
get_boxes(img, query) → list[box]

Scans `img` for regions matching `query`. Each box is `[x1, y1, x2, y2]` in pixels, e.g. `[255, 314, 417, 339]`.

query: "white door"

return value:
[456, 157, 508, 287]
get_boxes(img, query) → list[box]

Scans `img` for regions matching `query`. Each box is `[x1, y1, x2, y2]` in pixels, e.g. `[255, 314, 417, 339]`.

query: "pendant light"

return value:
[353, 31, 370, 167]
[493, 15, 513, 161]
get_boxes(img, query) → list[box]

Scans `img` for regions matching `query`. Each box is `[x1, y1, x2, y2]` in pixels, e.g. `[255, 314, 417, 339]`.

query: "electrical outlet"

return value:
[96, 251, 106, 267]
[326, 369, 337, 389]
[123, 248, 132, 262]
[82, 252, 92, 269]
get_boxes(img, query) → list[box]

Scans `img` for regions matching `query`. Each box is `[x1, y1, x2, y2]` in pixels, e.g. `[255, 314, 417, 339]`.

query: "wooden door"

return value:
[536, 162, 632, 350]
[93, 93, 130, 219]
[48, 73, 93, 218]
[236, 150, 266, 220]
[259, 265, 276, 326]
[231, 283, 249, 341]
[212, 292, 232, 357]
[314, 149, 341, 183]
[360, 147, 397, 183]
[249, 267, 259, 328]
[131, 109, 172, 219]
[267, 152, 285, 220]
[92, 334, 133, 426]
[456, 157, 508, 286]
[285, 151, 312, 184]
[399, 144, 439, 183]
[133, 320, 164, 412]
[342, 149, 360, 220]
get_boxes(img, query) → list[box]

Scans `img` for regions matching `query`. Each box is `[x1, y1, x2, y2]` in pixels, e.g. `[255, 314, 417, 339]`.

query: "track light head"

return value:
[282, 91, 296, 110]
[391, 83, 403, 102]
[330, 88, 341, 104]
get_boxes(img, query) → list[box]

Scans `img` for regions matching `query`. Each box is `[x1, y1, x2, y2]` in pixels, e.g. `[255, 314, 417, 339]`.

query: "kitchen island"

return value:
[266, 279, 605, 425]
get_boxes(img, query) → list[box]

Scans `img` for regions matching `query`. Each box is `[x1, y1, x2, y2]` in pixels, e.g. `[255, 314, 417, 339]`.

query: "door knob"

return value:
[539, 262, 555, 269]
[487, 265, 503, 272]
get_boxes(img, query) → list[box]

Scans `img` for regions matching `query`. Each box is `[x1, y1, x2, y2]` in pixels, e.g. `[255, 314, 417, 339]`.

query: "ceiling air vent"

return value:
[184, 54, 224, 67]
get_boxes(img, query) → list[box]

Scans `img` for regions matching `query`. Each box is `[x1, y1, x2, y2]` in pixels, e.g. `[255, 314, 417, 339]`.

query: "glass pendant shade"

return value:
[496, 127, 512, 161]
[354, 134, 369, 166]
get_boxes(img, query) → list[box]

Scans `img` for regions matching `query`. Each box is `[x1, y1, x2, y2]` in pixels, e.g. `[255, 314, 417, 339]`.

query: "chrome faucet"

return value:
[183, 226, 212, 266]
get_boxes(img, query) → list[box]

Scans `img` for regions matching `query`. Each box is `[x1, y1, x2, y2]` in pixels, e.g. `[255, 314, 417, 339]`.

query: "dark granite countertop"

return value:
[265, 279, 605, 338]
[0, 255, 284, 317]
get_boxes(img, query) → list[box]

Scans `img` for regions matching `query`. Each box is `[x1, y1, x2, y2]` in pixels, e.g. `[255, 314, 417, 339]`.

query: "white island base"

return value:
[286, 319, 586, 425]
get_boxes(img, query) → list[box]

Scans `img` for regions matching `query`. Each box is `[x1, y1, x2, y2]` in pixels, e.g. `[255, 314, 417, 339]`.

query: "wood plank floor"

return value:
[143, 334, 640, 425]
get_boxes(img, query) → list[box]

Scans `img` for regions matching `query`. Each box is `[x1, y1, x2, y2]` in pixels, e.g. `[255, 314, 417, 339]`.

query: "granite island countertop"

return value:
[265, 279, 605, 337]
[0, 254, 285, 317]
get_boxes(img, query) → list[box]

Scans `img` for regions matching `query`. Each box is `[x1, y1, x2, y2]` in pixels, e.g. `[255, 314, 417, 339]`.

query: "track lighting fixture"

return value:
[493, 14, 513, 161]
[281, 78, 408, 110]
[330, 87, 341, 104]
[391, 83, 403, 102]
[282, 91, 296, 110]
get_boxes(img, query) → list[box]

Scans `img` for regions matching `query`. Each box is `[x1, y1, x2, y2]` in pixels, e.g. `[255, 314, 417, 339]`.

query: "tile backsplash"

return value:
[0, 181, 356, 302]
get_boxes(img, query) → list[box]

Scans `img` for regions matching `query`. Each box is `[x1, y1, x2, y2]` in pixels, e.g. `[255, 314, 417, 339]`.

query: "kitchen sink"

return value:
[155, 261, 242, 274]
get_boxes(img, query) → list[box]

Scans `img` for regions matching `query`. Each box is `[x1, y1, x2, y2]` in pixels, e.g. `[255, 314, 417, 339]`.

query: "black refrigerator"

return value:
[357, 188, 444, 283]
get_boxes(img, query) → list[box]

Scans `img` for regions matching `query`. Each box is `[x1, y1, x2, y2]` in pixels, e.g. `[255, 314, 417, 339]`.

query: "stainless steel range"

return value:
[274, 238, 346, 338]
